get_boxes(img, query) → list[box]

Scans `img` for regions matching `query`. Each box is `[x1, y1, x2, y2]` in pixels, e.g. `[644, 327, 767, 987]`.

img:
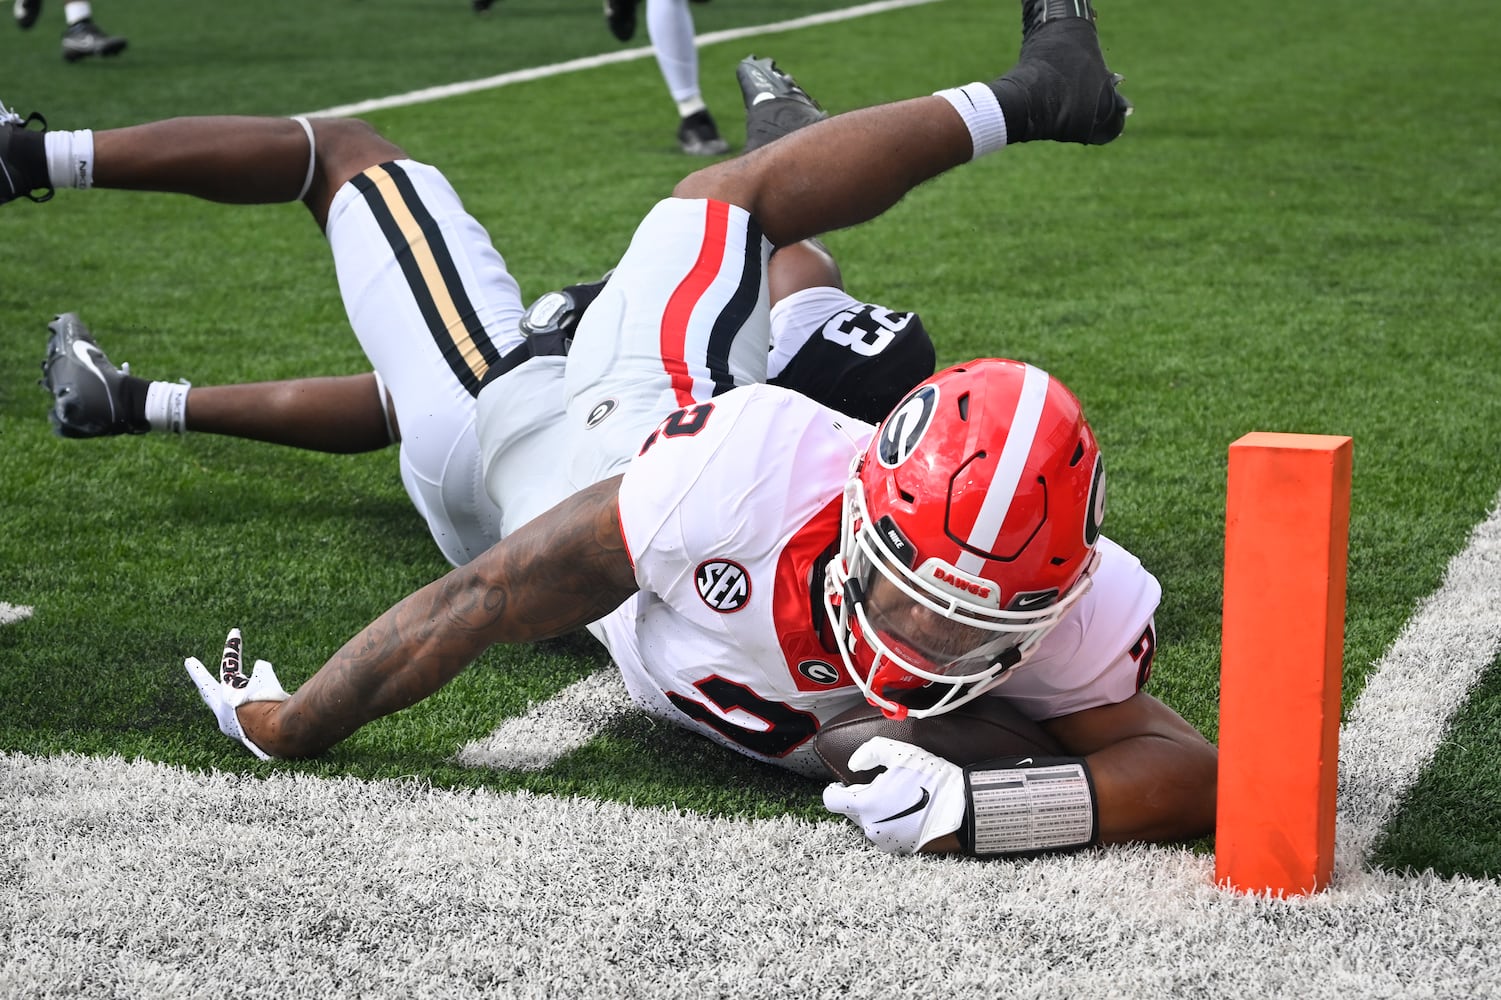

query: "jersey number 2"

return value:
[667, 676, 819, 757]
[639, 402, 714, 455]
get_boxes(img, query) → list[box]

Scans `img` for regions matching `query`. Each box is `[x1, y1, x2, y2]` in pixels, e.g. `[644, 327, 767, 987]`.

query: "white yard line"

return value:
[455, 669, 629, 771]
[304, 0, 947, 118]
[1336, 501, 1501, 873]
[0, 603, 33, 626]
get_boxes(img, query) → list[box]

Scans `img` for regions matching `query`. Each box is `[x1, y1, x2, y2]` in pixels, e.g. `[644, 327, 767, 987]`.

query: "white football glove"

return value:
[822, 736, 967, 855]
[184, 628, 289, 761]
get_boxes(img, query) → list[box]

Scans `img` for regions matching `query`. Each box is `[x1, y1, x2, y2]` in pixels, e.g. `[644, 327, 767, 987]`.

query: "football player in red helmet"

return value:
[825, 359, 1107, 721]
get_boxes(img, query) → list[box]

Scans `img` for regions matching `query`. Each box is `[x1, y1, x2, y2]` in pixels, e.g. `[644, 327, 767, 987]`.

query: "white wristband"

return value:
[933, 83, 1008, 160]
[963, 757, 1098, 855]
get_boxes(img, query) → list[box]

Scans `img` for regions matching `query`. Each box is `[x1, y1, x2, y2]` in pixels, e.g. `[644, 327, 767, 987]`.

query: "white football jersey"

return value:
[591, 383, 1162, 777]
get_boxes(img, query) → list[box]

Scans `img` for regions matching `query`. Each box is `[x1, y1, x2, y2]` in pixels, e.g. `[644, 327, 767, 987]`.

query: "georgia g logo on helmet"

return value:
[876, 385, 938, 469]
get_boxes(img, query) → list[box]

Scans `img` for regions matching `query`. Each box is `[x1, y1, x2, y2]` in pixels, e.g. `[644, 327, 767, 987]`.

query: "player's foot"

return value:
[992, 0, 1130, 145]
[0, 101, 52, 204]
[61, 18, 126, 62]
[13, 0, 40, 29]
[737, 55, 828, 153]
[39, 313, 147, 437]
[677, 109, 729, 156]
[473, 0, 499, 10]
[603, 0, 638, 42]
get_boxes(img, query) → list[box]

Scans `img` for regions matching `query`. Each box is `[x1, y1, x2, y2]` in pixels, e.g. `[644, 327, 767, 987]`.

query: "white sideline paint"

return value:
[1335, 500, 1501, 873]
[303, 0, 947, 118]
[0, 603, 33, 626]
[4, 496, 1499, 997]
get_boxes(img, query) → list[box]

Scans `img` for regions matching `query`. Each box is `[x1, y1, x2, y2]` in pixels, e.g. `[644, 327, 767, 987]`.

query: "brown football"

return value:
[814, 697, 1064, 784]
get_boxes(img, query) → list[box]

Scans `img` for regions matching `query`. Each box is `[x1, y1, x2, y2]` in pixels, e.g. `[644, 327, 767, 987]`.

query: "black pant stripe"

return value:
[350, 163, 503, 397]
[704, 213, 765, 397]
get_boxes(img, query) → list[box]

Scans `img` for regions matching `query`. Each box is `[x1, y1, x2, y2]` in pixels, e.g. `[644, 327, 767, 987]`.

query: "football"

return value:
[814, 697, 1064, 784]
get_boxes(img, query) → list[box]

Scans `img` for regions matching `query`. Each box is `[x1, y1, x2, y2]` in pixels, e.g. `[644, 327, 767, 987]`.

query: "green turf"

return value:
[2, 0, 1498, 872]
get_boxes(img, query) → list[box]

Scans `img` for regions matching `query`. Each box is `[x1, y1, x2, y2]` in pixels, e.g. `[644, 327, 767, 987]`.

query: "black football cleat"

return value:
[61, 17, 127, 62]
[39, 313, 148, 437]
[603, 0, 638, 42]
[737, 56, 829, 153]
[0, 101, 52, 205]
[995, 0, 1131, 145]
[14, 0, 41, 30]
[677, 109, 729, 156]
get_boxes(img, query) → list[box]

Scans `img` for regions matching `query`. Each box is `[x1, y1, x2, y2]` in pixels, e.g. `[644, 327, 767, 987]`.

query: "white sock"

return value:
[675, 97, 707, 119]
[43, 130, 95, 190]
[933, 83, 1009, 160]
[64, 1, 92, 25]
[144, 381, 191, 434]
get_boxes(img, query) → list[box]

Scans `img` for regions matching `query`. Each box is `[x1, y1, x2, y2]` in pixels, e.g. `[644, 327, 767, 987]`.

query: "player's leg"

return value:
[319, 152, 525, 564]
[6, 107, 519, 564]
[673, 0, 1129, 247]
[645, 0, 727, 155]
[739, 59, 937, 423]
[175, 374, 396, 452]
[39, 311, 395, 451]
[1, 106, 401, 229]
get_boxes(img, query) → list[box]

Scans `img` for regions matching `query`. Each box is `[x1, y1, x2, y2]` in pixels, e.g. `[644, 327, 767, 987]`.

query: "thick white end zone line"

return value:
[10, 482, 1490, 991]
[6, 485, 1501, 997]
[5, 501, 1499, 994]
[303, 0, 948, 118]
[1336, 500, 1501, 872]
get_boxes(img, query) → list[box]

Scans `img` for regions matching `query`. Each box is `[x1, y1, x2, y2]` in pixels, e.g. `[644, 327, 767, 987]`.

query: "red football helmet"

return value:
[823, 359, 1106, 720]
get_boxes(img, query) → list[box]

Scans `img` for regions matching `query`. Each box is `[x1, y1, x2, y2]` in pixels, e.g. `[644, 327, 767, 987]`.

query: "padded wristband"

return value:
[958, 755, 1099, 857]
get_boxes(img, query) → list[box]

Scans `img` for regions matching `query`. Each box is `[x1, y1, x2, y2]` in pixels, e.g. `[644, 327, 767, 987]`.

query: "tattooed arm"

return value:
[237, 475, 637, 758]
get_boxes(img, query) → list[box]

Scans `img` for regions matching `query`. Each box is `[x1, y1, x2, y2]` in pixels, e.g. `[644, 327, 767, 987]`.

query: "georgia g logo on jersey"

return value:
[877, 385, 938, 469]
[695, 559, 751, 613]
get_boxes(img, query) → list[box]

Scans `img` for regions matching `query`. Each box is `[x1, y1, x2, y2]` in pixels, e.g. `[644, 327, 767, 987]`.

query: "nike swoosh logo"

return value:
[70, 339, 107, 381]
[1016, 758, 1034, 767]
[875, 787, 930, 824]
[69, 340, 116, 418]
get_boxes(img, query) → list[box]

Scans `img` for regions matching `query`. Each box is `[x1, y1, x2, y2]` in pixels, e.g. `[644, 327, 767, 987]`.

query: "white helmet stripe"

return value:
[955, 364, 1051, 575]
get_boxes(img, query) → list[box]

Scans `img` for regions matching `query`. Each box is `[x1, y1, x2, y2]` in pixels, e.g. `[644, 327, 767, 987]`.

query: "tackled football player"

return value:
[4, 1, 1217, 857]
[33, 58, 936, 570]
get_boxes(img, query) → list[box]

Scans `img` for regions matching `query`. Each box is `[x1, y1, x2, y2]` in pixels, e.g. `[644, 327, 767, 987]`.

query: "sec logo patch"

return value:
[695, 559, 751, 613]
